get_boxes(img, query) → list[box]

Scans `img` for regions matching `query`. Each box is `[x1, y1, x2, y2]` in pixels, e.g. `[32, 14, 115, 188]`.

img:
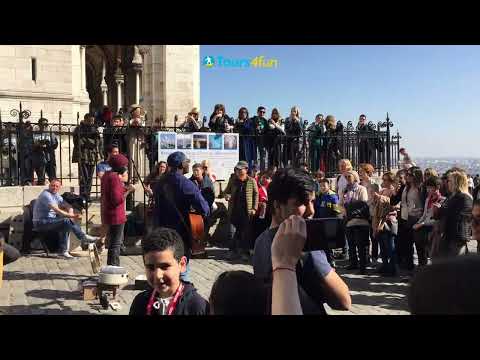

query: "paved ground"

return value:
[1, 241, 477, 315]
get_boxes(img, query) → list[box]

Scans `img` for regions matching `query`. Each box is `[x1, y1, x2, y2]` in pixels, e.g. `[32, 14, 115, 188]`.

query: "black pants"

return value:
[46, 158, 56, 180]
[32, 160, 56, 185]
[257, 144, 267, 171]
[230, 216, 252, 253]
[21, 155, 33, 185]
[403, 216, 419, 270]
[32, 162, 46, 185]
[413, 226, 431, 266]
[107, 223, 125, 266]
[285, 140, 301, 168]
[346, 226, 370, 270]
[79, 163, 95, 200]
[396, 218, 407, 265]
[370, 226, 379, 260]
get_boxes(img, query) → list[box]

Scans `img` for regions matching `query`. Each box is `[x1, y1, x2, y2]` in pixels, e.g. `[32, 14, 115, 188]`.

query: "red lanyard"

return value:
[146, 283, 184, 316]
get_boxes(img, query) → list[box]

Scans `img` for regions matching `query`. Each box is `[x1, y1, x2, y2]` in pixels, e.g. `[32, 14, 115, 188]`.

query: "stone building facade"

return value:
[0, 45, 200, 126]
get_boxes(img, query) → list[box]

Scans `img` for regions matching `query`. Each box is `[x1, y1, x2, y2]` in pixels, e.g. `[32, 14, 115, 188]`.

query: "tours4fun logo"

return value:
[202, 55, 279, 69]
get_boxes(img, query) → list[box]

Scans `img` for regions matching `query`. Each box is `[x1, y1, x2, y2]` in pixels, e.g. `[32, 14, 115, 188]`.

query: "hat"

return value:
[108, 154, 129, 170]
[235, 161, 249, 170]
[167, 151, 189, 168]
[189, 107, 199, 115]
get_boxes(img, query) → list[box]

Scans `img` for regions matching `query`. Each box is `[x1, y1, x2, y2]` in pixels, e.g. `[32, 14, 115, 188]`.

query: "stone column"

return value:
[101, 60, 108, 106]
[132, 46, 143, 105]
[115, 72, 124, 112]
[80, 45, 87, 92]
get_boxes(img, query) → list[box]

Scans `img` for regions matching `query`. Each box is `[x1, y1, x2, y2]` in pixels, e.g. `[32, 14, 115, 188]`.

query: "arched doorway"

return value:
[85, 45, 137, 116]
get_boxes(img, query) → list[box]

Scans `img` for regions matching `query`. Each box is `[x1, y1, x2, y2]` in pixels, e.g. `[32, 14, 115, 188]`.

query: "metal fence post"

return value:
[386, 113, 392, 171]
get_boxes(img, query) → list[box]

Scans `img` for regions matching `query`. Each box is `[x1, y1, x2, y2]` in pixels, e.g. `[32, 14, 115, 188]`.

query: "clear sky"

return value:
[200, 45, 480, 158]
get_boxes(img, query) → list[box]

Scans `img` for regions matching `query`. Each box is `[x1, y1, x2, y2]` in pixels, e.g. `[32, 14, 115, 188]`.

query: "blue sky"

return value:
[200, 45, 480, 158]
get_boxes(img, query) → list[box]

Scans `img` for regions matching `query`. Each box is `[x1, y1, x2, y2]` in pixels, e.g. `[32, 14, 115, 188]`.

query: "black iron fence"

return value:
[0, 106, 401, 192]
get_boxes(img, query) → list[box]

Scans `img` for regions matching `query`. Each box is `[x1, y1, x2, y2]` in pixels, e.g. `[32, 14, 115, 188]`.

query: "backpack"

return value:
[345, 200, 370, 222]
[61, 192, 86, 211]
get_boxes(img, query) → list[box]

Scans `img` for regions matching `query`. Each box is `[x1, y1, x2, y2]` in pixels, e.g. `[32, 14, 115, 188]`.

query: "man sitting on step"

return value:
[32, 179, 99, 259]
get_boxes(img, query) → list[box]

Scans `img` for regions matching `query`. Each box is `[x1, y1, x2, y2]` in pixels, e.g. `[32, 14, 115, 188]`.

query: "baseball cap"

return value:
[167, 151, 189, 168]
[235, 161, 249, 170]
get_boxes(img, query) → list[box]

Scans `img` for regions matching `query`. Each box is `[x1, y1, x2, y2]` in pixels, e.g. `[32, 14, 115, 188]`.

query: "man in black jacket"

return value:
[251, 106, 268, 171]
[103, 115, 128, 157]
[357, 114, 375, 164]
[32, 118, 58, 185]
[72, 114, 103, 202]
[129, 227, 208, 315]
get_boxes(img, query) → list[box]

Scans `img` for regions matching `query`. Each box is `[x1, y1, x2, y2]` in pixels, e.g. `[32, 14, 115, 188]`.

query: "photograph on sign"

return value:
[224, 134, 238, 150]
[177, 133, 192, 150]
[208, 134, 223, 150]
[160, 133, 176, 149]
[193, 134, 208, 150]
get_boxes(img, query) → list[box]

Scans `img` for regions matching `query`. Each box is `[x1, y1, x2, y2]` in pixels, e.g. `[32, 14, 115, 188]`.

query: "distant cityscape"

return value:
[412, 157, 480, 176]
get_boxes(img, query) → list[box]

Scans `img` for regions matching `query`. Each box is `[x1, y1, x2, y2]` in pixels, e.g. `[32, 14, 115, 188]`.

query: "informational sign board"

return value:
[157, 132, 239, 181]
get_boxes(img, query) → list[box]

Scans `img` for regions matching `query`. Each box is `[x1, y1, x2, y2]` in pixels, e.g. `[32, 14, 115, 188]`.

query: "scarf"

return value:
[343, 182, 359, 205]
[427, 190, 441, 209]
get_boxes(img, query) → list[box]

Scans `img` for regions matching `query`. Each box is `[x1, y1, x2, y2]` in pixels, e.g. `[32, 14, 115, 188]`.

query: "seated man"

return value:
[129, 227, 209, 315]
[253, 167, 351, 314]
[32, 179, 99, 259]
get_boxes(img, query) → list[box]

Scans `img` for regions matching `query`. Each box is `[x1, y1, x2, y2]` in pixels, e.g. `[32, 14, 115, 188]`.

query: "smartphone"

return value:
[304, 218, 346, 252]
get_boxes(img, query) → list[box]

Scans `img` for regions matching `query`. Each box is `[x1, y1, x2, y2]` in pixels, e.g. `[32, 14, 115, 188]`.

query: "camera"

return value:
[304, 218, 346, 251]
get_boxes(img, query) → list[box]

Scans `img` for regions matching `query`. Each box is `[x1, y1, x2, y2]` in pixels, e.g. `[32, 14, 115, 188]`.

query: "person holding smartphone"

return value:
[253, 167, 351, 314]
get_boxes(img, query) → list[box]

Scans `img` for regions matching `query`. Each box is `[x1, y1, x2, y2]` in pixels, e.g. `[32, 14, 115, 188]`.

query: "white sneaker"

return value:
[84, 235, 100, 243]
[58, 252, 75, 259]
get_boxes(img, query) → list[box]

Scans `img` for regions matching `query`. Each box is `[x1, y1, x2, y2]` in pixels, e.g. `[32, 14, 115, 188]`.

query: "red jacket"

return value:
[101, 171, 126, 225]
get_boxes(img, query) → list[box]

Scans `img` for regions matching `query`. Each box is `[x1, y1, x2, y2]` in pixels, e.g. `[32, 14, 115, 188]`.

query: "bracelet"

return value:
[272, 267, 296, 274]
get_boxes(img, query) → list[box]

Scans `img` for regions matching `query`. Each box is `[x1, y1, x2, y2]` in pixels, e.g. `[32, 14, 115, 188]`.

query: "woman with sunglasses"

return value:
[179, 108, 202, 132]
[433, 170, 473, 259]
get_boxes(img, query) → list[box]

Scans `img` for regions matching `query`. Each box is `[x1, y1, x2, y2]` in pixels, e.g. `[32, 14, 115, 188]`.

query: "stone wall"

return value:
[0, 45, 89, 122]
[143, 45, 200, 126]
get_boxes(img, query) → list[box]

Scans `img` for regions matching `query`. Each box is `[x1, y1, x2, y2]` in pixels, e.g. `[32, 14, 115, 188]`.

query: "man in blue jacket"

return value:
[153, 151, 210, 281]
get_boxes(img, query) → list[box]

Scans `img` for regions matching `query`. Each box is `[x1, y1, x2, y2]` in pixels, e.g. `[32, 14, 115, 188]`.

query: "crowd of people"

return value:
[4, 142, 480, 314]
[3, 103, 480, 315]
[1, 104, 390, 189]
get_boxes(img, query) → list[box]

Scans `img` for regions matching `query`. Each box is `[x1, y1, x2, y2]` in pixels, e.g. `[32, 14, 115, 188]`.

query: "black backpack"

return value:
[345, 200, 370, 222]
[61, 192, 86, 211]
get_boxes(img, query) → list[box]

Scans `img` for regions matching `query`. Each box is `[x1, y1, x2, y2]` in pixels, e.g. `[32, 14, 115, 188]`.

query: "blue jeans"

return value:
[378, 230, 396, 273]
[34, 217, 86, 254]
[180, 259, 191, 282]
